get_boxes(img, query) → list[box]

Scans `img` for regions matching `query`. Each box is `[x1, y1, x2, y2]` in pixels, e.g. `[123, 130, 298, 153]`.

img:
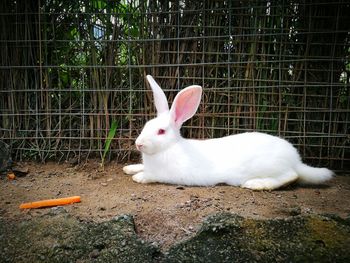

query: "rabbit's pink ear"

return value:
[170, 85, 202, 129]
[146, 75, 169, 115]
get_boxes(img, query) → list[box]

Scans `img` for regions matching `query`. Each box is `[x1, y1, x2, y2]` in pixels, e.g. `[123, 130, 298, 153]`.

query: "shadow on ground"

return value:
[1, 210, 350, 263]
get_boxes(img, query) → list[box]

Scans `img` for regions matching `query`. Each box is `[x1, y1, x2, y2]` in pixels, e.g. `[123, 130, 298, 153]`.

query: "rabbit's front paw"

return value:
[132, 172, 152, 184]
[123, 164, 144, 175]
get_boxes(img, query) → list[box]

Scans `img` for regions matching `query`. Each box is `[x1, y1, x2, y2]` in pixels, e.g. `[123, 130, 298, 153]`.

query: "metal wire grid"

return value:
[0, 0, 349, 170]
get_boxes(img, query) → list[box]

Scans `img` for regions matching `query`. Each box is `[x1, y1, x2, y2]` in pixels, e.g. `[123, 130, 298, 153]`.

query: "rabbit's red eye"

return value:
[157, 129, 166, 135]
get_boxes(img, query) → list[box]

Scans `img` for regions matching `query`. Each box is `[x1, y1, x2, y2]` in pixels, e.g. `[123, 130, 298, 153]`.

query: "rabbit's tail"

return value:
[295, 163, 333, 184]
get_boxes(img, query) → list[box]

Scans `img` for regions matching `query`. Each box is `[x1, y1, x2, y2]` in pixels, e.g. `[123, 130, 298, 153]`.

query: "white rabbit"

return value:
[123, 75, 333, 190]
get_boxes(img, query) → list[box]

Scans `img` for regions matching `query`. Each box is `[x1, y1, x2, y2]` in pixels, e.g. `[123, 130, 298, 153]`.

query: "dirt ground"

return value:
[1, 160, 350, 250]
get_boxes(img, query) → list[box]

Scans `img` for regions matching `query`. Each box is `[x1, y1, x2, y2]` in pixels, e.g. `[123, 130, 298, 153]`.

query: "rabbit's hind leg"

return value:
[242, 171, 298, 190]
[123, 164, 144, 175]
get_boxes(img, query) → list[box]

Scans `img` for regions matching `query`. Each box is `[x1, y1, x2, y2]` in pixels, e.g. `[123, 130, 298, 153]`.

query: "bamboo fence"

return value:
[0, 0, 349, 170]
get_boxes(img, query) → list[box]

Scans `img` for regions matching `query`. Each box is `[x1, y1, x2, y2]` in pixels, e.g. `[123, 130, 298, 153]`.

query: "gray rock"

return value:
[1, 212, 349, 263]
[164, 213, 350, 262]
[0, 213, 160, 263]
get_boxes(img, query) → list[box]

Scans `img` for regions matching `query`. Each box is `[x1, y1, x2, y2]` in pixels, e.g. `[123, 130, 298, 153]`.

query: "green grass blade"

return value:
[102, 120, 118, 165]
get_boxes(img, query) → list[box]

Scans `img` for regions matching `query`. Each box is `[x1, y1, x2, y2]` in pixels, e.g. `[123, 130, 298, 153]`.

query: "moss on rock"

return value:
[1, 211, 349, 263]
[0, 211, 160, 263]
[165, 213, 350, 262]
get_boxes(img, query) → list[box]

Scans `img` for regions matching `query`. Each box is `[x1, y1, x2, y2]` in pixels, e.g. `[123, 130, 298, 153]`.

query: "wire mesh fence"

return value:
[1, 0, 349, 171]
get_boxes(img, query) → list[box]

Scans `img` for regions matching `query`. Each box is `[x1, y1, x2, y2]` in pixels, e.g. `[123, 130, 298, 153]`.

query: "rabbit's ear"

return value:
[146, 75, 169, 115]
[170, 85, 202, 129]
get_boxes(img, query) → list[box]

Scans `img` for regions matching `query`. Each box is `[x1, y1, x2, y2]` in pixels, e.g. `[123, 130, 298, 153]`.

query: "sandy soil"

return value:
[1, 160, 349, 250]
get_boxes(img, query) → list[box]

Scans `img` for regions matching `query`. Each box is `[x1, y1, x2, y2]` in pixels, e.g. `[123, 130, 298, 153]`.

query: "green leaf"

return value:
[101, 120, 118, 166]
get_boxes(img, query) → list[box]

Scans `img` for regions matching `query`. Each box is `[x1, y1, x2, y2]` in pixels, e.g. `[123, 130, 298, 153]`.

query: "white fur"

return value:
[123, 164, 144, 175]
[123, 75, 333, 190]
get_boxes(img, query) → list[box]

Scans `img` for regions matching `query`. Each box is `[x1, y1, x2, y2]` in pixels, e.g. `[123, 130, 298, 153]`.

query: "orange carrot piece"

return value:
[19, 196, 81, 209]
[7, 172, 16, 180]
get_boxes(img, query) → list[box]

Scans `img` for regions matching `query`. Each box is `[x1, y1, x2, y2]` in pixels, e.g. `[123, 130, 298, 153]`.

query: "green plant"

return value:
[101, 120, 118, 167]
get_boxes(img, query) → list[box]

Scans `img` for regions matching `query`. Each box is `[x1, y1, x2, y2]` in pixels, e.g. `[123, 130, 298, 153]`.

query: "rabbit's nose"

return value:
[136, 143, 143, 151]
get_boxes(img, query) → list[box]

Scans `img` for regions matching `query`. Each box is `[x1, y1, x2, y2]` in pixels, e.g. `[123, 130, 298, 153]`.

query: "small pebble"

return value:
[290, 207, 301, 216]
[90, 249, 100, 258]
